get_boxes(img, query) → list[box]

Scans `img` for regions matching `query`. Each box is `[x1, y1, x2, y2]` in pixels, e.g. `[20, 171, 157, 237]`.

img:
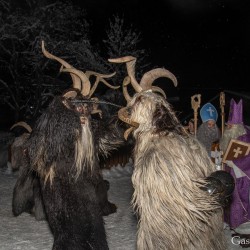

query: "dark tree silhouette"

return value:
[0, 1, 91, 121]
[102, 15, 149, 100]
[0, 0, 148, 126]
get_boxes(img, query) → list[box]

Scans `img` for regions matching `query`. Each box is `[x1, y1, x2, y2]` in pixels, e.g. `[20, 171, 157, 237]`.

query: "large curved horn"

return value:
[41, 40, 81, 90]
[85, 71, 116, 79]
[118, 107, 139, 140]
[60, 68, 91, 96]
[122, 76, 132, 102]
[108, 56, 142, 93]
[85, 71, 119, 97]
[10, 121, 32, 133]
[140, 68, 178, 90]
[62, 90, 78, 99]
[151, 86, 166, 99]
[118, 107, 139, 128]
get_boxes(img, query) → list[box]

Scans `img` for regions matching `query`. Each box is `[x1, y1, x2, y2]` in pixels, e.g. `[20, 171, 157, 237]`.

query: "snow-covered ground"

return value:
[0, 162, 247, 249]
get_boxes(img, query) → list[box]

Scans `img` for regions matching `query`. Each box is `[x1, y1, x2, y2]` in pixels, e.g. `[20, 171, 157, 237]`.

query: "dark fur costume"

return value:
[11, 89, 126, 221]
[12, 164, 45, 221]
[11, 132, 46, 221]
[25, 94, 121, 249]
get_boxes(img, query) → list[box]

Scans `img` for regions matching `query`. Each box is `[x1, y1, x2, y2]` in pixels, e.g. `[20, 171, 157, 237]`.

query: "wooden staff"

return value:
[191, 94, 201, 137]
[220, 92, 225, 136]
[220, 92, 226, 171]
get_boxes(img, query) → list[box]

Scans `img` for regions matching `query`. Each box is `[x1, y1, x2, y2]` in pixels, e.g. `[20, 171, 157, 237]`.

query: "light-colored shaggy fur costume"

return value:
[126, 91, 227, 250]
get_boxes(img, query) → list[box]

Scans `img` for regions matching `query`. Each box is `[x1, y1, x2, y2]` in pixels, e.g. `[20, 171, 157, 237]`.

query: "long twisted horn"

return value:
[118, 107, 139, 140]
[150, 86, 167, 99]
[108, 56, 142, 93]
[122, 76, 132, 102]
[85, 71, 119, 97]
[109, 56, 177, 98]
[60, 68, 91, 96]
[41, 40, 82, 90]
[140, 68, 178, 90]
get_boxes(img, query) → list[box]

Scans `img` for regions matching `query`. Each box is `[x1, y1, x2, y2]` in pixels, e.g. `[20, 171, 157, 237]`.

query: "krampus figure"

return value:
[11, 121, 46, 221]
[109, 56, 229, 250]
[10, 122, 32, 173]
[20, 41, 124, 250]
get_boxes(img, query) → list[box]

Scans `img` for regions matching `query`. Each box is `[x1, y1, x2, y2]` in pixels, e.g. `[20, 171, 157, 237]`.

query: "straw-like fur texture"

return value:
[126, 91, 227, 250]
[25, 95, 120, 250]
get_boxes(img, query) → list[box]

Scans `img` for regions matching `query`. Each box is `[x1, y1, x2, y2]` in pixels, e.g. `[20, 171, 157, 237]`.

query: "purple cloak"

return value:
[227, 128, 250, 229]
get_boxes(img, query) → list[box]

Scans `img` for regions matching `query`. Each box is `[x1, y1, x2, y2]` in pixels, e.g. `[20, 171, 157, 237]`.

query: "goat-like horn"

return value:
[118, 107, 139, 128]
[62, 90, 78, 99]
[108, 56, 143, 93]
[118, 107, 139, 140]
[140, 68, 178, 91]
[85, 71, 116, 79]
[10, 121, 32, 133]
[151, 86, 166, 99]
[122, 76, 132, 102]
[41, 40, 82, 90]
[60, 68, 91, 97]
[85, 71, 119, 97]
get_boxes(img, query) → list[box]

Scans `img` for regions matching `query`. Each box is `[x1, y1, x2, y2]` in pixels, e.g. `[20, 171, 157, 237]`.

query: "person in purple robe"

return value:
[220, 98, 250, 230]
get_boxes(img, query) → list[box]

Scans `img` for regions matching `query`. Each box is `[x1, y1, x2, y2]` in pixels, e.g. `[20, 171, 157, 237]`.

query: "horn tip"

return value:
[108, 56, 136, 63]
[108, 58, 117, 63]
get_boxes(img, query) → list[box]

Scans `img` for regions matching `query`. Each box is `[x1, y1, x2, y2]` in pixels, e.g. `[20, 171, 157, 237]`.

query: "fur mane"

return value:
[130, 92, 186, 137]
[26, 97, 96, 184]
[128, 91, 226, 250]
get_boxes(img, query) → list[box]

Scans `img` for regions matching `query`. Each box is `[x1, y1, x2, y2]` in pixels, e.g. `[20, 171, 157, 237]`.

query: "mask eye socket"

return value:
[73, 103, 89, 114]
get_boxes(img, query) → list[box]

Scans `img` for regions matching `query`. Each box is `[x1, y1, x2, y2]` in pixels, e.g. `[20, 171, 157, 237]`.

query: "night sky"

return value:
[72, 0, 249, 120]
[79, 0, 249, 98]
[2, 0, 249, 124]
